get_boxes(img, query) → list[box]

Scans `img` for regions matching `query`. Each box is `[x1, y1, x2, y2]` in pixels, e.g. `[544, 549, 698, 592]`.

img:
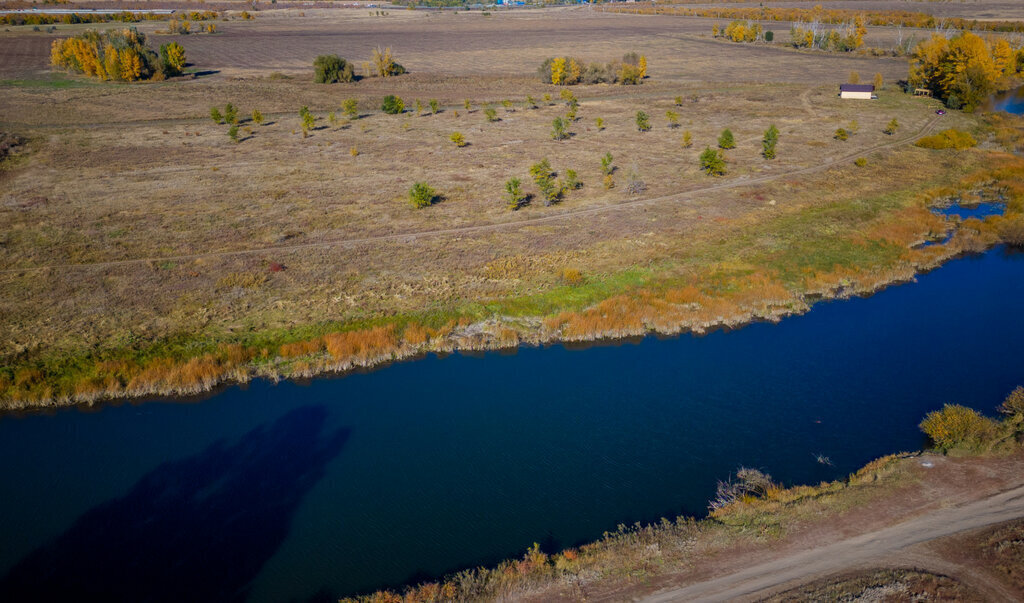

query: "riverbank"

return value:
[2, 144, 1022, 410]
[344, 398, 1024, 602]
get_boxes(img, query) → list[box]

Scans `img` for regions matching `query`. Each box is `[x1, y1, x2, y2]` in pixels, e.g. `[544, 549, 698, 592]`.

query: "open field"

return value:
[0, 6, 1022, 407]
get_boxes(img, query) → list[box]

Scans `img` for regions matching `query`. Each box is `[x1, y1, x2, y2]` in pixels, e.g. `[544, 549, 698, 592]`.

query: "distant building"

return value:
[839, 84, 875, 100]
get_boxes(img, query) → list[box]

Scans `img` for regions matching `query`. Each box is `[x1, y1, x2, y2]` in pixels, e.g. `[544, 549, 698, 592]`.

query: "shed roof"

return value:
[840, 84, 875, 93]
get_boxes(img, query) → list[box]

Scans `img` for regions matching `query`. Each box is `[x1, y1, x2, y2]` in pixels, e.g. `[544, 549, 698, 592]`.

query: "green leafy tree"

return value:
[504, 177, 527, 210]
[762, 124, 779, 159]
[300, 106, 315, 136]
[530, 158, 560, 206]
[382, 95, 404, 114]
[313, 54, 354, 83]
[718, 128, 735, 149]
[251, 109, 263, 125]
[343, 98, 359, 120]
[429, 99, 439, 114]
[700, 147, 726, 176]
[450, 131, 467, 147]
[551, 116, 569, 140]
[501, 99, 513, 112]
[464, 99, 472, 112]
[484, 105, 498, 122]
[228, 125, 239, 143]
[210, 107, 223, 124]
[409, 182, 437, 208]
[159, 41, 186, 77]
[595, 117, 605, 131]
[415, 99, 424, 115]
[600, 152, 614, 175]
[526, 95, 537, 109]
[834, 127, 849, 141]
[674, 96, 683, 106]
[563, 169, 581, 190]
[883, 119, 900, 135]
[666, 110, 680, 128]
[635, 111, 651, 132]
[224, 103, 238, 124]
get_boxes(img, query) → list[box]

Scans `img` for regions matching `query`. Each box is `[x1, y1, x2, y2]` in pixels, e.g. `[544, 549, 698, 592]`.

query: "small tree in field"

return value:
[382, 95, 404, 114]
[228, 125, 239, 143]
[464, 99, 472, 112]
[551, 116, 569, 140]
[700, 147, 726, 176]
[343, 98, 359, 120]
[313, 54, 354, 83]
[484, 106, 498, 122]
[409, 182, 437, 208]
[718, 128, 735, 149]
[635, 111, 651, 132]
[600, 152, 614, 175]
[526, 95, 537, 109]
[429, 99, 439, 114]
[834, 127, 849, 141]
[450, 131, 467, 147]
[873, 72, 884, 90]
[883, 119, 899, 135]
[595, 117, 605, 131]
[210, 107, 223, 124]
[681, 130, 693, 148]
[504, 177, 527, 210]
[251, 109, 264, 125]
[300, 106, 315, 137]
[762, 124, 779, 159]
[224, 103, 238, 124]
[666, 110, 680, 128]
[415, 99, 424, 115]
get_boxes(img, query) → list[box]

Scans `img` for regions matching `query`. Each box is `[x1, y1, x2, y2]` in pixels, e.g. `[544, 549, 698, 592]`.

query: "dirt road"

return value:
[643, 483, 1024, 602]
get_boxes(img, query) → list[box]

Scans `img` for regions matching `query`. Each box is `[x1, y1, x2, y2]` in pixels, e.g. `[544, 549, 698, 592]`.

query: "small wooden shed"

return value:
[839, 84, 875, 100]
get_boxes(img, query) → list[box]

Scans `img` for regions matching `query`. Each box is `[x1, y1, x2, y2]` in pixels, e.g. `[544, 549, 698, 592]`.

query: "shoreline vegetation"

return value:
[2, 146, 1022, 411]
[344, 390, 1024, 602]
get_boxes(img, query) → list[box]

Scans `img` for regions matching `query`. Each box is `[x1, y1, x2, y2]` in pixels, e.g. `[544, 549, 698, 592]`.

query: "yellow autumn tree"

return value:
[911, 32, 1009, 112]
[551, 57, 566, 85]
[103, 43, 119, 80]
[567, 57, 582, 85]
[638, 55, 647, 78]
[119, 48, 143, 81]
[853, 14, 866, 49]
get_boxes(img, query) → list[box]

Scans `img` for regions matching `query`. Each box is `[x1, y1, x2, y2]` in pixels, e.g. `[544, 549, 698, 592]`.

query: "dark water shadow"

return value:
[0, 406, 349, 603]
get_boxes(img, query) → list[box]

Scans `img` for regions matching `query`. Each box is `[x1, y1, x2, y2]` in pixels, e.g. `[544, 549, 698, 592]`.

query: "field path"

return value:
[643, 482, 1024, 602]
[0, 115, 941, 275]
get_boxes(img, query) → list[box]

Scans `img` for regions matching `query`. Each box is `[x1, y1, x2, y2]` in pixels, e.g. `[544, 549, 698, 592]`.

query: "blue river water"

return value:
[0, 247, 1023, 601]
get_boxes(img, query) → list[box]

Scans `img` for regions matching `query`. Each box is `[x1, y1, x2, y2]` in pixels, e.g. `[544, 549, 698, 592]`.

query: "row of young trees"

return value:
[789, 16, 867, 52]
[538, 52, 647, 86]
[50, 29, 185, 81]
[910, 32, 1024, 112]
[0, 10, 217, 26]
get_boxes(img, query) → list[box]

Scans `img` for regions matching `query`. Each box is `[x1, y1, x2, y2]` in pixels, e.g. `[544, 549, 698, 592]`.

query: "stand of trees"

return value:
[910, 32, 1024, 111]
[50, 29, 185, 81]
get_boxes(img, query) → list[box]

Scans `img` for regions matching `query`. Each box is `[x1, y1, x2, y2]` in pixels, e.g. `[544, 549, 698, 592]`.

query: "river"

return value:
[0, 246, 1022, 601]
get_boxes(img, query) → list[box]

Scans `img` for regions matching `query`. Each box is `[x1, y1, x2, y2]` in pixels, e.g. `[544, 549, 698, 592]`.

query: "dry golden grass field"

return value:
[0, 5, 1021, 407]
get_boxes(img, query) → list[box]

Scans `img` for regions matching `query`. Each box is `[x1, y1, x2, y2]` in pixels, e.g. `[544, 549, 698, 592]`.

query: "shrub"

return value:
[883, 119, 899, 135]
[603, 174, 614, 190]
[414, 99, 424, 115]
[635, 111, 651, 132]
[251, 109, 263, 125]
[700, 147, 726, 176]
[159, 41, 186, 77]
[313, 54, 354, 83]
[464, 99, 471, 111]
[483, 106, 498, 122]
[504, 177, 527, 210]
[999, 387, 1024, 417]
[560, 268, 584, 286]
[674, 95, 683, 106]
[625, 167, 646, 195]
[666, 110, 679, 128]
[681, 130, 693, 148]
[998, 217, 1024, 248]
[854, 157, 868, 167]
[595, 117, 605, 131]
[343, 98, 359, 119]
[762, 124, 779, 159]
[551, 116, 569, 140]
[765, 30, 774, 42]
[224, 103, 238, 124]
[501, 99, 513, 112]
[299, 106, 315, 136]
[371, 46, 405, 77]
[919, 404, 998, 451]
[530, 159, 560, 206]
[563, 169, 581, 190]
[600, 152, 614, 175]
[834, 128, 849, 141]
[350, 146, 358, 157]
[429, 99, 439, 114]
[526, 95, 537, 109]
[381, 95, 404, 114]
[914, 129, 977, 150]
[409, 182, 437, 208]
[718, 128, 735, 149]
[449, 131, 466, 147]
[228, 125, 239, 142]
[210, 107, 223, 124]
